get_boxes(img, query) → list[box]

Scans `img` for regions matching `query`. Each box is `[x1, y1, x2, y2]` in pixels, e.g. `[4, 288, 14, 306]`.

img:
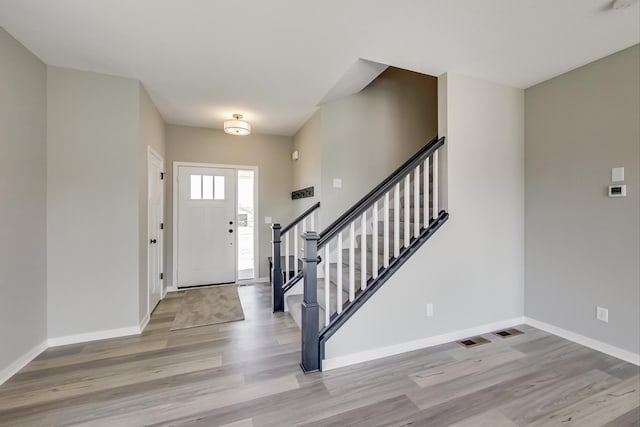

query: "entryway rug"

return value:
[170, 285, 245, 330]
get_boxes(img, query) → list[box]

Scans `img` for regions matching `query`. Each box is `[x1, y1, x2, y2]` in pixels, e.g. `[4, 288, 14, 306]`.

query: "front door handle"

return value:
[150, 239, 157, 244]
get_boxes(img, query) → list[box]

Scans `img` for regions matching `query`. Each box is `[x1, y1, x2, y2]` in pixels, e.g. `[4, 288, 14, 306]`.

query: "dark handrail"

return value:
[318, 136, 444, 247]
[281, 202, 321, 235]
[283, 271, 303, 292]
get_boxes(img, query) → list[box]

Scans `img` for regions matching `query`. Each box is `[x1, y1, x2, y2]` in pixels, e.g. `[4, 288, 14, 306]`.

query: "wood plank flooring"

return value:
[0, 283, 637, 426]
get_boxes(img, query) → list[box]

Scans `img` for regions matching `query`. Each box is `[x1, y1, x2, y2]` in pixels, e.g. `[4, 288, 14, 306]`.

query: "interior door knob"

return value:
[150, 239, 157, 244]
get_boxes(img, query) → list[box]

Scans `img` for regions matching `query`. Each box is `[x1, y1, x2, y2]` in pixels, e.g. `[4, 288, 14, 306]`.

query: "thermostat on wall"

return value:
[609, 185, 626, 197]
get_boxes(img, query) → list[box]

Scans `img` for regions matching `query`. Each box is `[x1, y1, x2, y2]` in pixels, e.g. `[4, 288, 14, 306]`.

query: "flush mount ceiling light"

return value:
[224, 114, 251, 136]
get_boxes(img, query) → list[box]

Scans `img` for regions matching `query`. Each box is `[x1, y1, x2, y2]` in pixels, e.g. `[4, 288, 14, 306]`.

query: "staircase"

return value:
[286, 171, 428, 324]
[272, 136, 448, 372]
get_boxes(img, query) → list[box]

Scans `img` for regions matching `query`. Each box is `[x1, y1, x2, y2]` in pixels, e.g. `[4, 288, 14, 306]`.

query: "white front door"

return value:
[148, 149, 164, 313]
[177, 166, 236, 287]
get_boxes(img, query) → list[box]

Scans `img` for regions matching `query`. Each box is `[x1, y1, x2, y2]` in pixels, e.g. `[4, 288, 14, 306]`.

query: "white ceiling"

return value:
[0, 0, 638, 136]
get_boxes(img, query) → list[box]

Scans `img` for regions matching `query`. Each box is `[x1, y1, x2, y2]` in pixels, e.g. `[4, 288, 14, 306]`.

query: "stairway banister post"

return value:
[271, 223, 284, 312]
[301, 231, 320, 372]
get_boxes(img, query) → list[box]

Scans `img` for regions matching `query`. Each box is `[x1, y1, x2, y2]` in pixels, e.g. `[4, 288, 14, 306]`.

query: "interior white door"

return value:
[148, 150, 164, 313]
[177, 166, 236, 287]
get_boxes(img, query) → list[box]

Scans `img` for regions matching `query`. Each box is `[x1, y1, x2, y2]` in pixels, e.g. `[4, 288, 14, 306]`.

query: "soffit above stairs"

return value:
[0, 0, 637, 136]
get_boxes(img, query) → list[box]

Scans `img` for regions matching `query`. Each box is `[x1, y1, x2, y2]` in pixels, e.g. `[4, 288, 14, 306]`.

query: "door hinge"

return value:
[160, 272, 164, 280]
[160, 223, 164, 230]
[160, 172, 165, 180]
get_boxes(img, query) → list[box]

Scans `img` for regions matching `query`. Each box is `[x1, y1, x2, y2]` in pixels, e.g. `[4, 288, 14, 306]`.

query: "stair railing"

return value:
[271, 202, 320, 312]
[300, 136, 448, 372]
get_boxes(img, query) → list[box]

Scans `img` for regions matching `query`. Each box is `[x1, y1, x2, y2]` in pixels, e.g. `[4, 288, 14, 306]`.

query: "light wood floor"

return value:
[0, 283, 638, 426]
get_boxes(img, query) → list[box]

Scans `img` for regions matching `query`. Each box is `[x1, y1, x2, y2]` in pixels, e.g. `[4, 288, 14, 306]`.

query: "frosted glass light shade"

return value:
[224, 114, 251, 136]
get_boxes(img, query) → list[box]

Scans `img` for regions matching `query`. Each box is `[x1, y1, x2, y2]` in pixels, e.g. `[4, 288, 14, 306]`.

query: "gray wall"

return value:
[0, 27, 48, 375]
[138, 85, 166, 321]
[292, 111, 322, 216]
[319, 67, 438, 227]
[325, 73, 525, 362]
[165, 125, 293, 282]
[47, 66, 141, 337]
[525, 45, 640, 355]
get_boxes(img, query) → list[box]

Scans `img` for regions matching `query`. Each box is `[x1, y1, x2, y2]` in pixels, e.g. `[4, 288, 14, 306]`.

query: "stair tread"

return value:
[285, 278, 348, 310]
[286, 276, 350, 331]
[340, 248, 385, 267]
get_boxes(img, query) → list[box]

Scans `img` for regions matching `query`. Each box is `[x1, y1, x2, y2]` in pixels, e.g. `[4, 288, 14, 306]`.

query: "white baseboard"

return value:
[524, 317, 639, 366]
[237, 276, 269, 284]
[139, 313, 150, 333]
[48, 325, 141, 347]
[0, 340, 48, 386]
[322, 317, 526, 371]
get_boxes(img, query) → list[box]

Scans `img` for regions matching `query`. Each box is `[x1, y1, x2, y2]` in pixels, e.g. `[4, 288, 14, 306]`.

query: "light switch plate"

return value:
[333, 178, 342, 188]
[264, 216, 272, 224]
[612, 167, 624, 182]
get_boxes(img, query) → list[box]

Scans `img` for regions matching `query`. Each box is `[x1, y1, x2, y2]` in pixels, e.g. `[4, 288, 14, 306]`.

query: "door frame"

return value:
[172, 161, 259, 291]
[147, 146, 165, 317]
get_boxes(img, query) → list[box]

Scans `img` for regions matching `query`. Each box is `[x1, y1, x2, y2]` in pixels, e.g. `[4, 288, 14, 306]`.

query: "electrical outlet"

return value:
[596, 306, 609, 323]
[426, 303, 434, 317]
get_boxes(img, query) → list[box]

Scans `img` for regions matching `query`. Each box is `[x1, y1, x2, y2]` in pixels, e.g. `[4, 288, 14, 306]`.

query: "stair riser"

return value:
[376, 226, 417, 240]
[329, 263, 372, 295]
[285, 294, 324, 331]
[341, 248, 385, 271]
[401, 198, 425, 208]
[357, 234, 409, 254]
[389, 207, 433, 216]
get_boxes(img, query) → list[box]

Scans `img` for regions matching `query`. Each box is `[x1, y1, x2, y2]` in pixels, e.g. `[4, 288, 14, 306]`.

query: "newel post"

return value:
[271, 224, 284, 312]
[301, 231, 320, 372]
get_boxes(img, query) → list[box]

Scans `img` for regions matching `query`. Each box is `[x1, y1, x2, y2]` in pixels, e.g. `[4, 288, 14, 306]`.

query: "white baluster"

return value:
[324, 244, 330, 326]
[414, 166, 420, 238]
[361, 211, 367, 291]
[284, 231, 290, 282]
[404, 175, 410, 248]
[302, 217, 306, 234]
[394, 183, 400, 258]
[383, 193, 390, 268]
[293, 225, 298, 276]
[372, 201, 379, 278]
[349, 222, 355, 302]
[433, 151, 439, 217]
[310, 210, 315, 230]
[424, 158, 430, 226]
[336, 233, 343, 313]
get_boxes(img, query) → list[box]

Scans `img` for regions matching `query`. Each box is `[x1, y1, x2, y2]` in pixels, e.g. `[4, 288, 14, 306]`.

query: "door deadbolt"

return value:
[228, 229, 234, 233]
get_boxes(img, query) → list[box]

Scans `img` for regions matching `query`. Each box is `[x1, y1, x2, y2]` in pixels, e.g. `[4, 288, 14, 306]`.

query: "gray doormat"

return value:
[171, 285, 245, 330]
